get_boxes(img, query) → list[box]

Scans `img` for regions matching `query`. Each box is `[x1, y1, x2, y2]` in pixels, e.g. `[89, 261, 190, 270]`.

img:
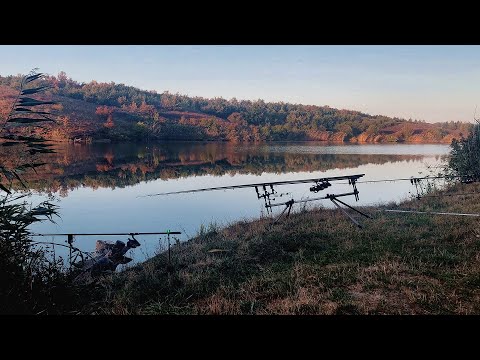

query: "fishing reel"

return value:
[310, 181, 331, 193]
[127, 233, 141, 248]
[461, 177, 476, 184]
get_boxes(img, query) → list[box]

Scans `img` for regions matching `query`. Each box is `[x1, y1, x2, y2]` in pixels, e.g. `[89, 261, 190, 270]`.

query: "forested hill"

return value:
[0, 72, 471, 143]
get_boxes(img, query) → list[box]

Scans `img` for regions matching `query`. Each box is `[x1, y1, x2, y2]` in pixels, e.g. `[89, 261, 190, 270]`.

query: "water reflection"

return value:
[4, 142, 446, 195]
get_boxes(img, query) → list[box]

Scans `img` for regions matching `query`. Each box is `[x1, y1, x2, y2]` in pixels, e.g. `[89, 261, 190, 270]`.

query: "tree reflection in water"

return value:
[3, 141, 445, 196]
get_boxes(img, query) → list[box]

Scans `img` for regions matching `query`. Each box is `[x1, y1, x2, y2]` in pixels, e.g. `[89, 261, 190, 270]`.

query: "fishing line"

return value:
[377, 209, 480, 217]
[337, 174, 470, 185]
[421, 192, 480, 198]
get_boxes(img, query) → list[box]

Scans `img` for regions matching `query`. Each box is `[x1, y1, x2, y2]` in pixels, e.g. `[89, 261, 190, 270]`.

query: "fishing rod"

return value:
[378, 209, 480, 217]
[337, 174, 476, 184]
[140, 174, 365, 197]
[137, 171, 477, 228]
[140, 173, 368, 227]
[334, 174, 478, 200]
[30, 231, 182, 237]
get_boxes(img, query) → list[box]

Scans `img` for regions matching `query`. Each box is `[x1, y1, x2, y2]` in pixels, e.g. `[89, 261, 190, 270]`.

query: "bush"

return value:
[449, 123, 480, 180]
[0, 197, 72, 314]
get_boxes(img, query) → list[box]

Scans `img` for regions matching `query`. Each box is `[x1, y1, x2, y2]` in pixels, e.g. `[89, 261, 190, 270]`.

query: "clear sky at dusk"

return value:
[0, 45, 479, 123]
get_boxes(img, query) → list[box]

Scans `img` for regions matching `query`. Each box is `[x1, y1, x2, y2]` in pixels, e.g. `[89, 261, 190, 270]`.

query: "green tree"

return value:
[335, 123, 353, 137]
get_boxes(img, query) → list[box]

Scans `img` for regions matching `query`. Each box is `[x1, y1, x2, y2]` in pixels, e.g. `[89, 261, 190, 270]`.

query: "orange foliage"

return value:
[104, 151, 114, 164]
[138, 100, 156, 116]
[95, 105, 113, 116]
[104, 114, 115, 129]
[96, 164, 114, 172]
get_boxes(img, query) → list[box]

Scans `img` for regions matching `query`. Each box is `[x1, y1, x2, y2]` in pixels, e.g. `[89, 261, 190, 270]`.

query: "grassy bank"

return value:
[83, 182, 480, 315]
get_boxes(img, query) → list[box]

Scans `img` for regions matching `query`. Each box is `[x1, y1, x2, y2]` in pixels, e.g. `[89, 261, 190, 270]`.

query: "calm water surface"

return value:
[20, 142, 449, 263]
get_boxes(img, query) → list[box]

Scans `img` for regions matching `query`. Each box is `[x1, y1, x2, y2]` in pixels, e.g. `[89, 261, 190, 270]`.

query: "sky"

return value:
[0, 45, 479, 123]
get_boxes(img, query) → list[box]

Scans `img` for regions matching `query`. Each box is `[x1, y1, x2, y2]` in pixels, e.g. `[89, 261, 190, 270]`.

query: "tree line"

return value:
[0, 72, 472, 142]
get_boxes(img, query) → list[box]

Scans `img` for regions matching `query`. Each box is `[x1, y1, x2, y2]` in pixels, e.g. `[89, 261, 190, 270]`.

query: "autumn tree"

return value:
[118, 96, 127, 106]
[335, 123, 354, 138]
[227, 112, 246, 125]
[400, 123, 414, 139]
[104, 114, 115, 129]
[226, 112, 250, 142]
[96, 105, 115, 129]
[139, 100, 156, 116]
[128, 101, 138, 112]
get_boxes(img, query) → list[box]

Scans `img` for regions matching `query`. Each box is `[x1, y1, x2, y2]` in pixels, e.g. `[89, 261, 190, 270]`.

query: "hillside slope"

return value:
[0, 73, 471, 143]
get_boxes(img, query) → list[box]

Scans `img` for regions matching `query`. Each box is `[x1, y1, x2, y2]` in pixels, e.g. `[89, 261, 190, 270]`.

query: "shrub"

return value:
[449, 122, 480, 180]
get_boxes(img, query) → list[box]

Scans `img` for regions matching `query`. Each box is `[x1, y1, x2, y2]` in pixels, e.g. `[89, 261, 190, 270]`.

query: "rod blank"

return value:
[338, 174, 475, 185]
[30, 231, 181, 237]
[141, 174, 365, 197]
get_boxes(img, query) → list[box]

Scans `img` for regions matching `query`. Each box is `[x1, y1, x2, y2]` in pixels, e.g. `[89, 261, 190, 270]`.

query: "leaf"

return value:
[18, 97, 41, 103]
[1, 168, 14, 180]
[39, 114, 57, 122]
[30, 163, 47, 173]
[0, 183, 11, 194]
[28, 148, 55, 155]
[7, 117, 54, 124]
[16, 163, 47, 174]
[1, 142, 20, 146]
[19, 102, 55, 107]
[14, 107, 33, 112]
[4, 194, 29, 203]
[21, 86, 51, 95]
[27, 143, 53, 148]
[11, 171, 27, 188]
[18, 98, 55, 106]
[1, 135, 47, 143]
[14, 108, 51, 115]
[24, 73, 43, 83]
[31, 162, 47, 167]
[32, 207, 51, 214]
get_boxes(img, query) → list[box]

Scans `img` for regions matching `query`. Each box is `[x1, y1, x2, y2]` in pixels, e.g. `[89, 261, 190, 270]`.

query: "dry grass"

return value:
[85, 182, 480, 315]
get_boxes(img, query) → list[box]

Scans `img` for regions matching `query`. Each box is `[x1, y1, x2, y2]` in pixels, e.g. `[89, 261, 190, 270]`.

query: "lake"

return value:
[19, 141, 450, 264]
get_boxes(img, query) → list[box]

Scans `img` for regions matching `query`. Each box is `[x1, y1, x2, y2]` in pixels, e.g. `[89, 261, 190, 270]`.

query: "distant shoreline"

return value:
[61, 138, 455, 145]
